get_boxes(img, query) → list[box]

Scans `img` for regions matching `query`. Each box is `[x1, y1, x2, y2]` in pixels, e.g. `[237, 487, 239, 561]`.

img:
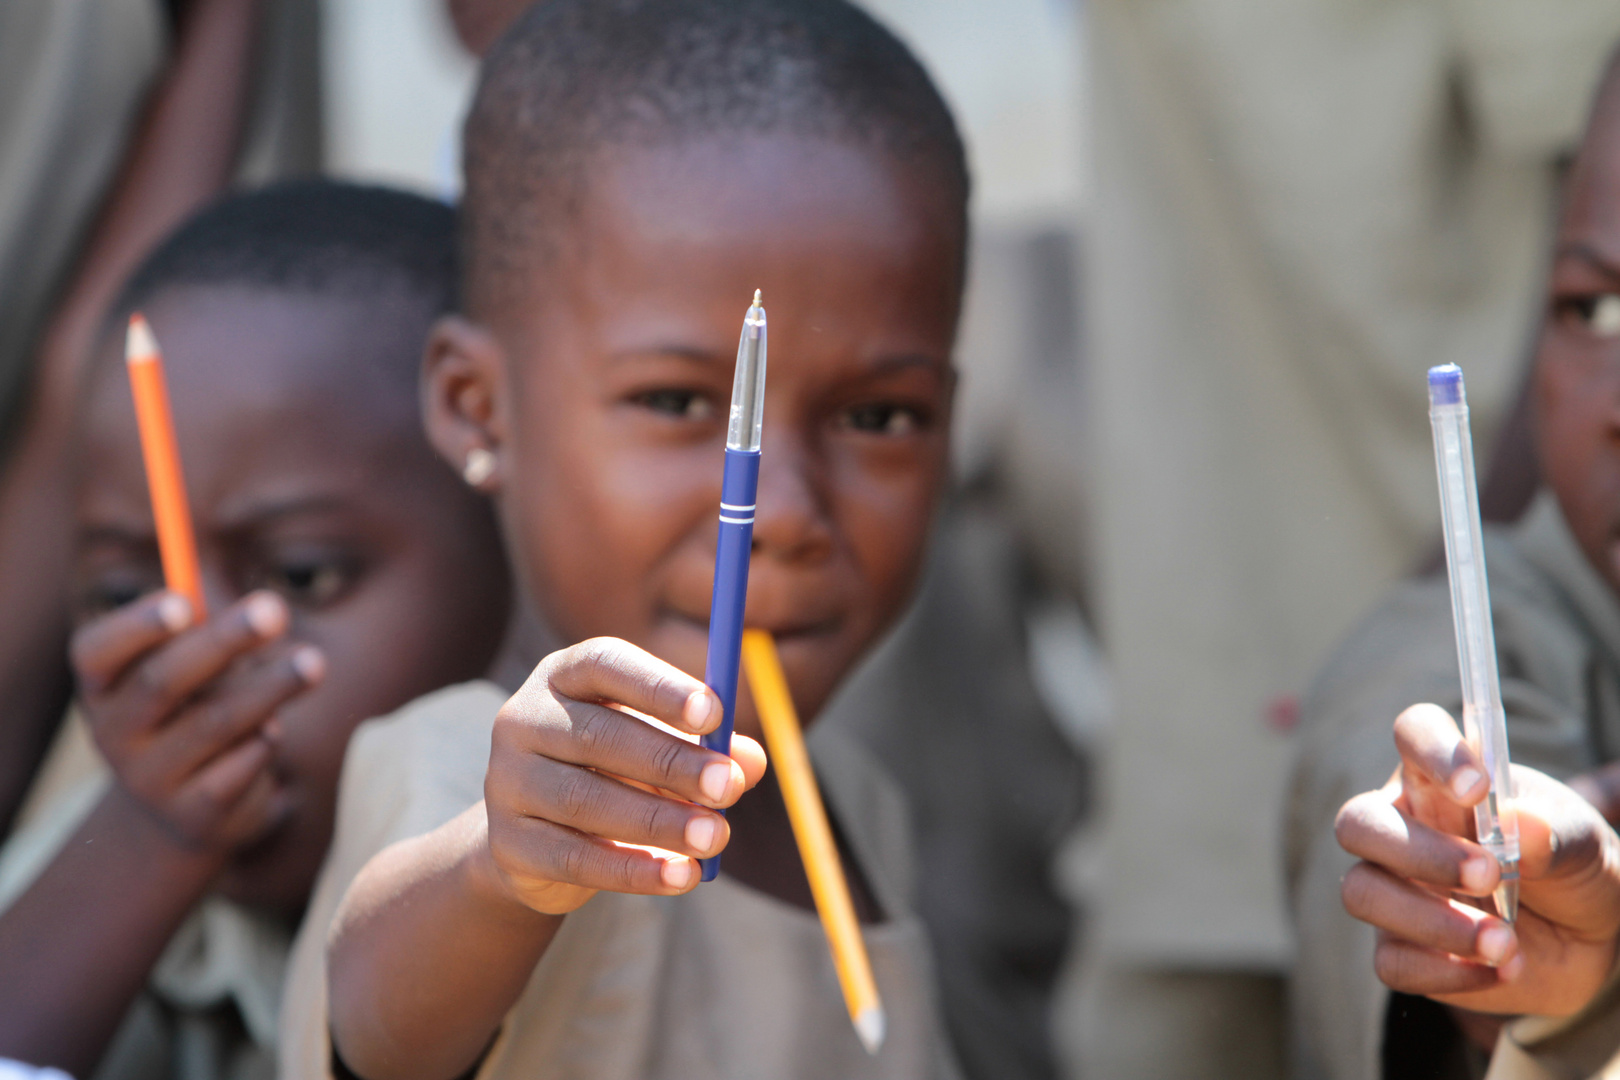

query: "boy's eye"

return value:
[78, 575, 156, 618]
[632, 389, 717, 422]
[1559, 293, 1620, 338]
[839, 403, 924, 436]
[257, 556, 356, 609]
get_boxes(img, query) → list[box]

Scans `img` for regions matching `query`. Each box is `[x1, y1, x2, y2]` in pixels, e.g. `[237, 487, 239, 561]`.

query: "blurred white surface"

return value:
[319, 0, 1085, 221]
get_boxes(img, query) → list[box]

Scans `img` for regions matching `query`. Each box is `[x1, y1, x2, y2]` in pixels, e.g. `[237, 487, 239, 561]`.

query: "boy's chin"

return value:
[214, 822, 319, 919]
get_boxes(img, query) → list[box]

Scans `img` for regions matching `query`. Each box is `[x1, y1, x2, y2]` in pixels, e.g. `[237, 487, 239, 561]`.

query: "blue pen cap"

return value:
[1427, 364, 1465, 407]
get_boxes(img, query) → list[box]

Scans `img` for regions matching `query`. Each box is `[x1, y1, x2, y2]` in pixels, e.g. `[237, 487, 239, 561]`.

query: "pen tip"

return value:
[753, 288, 762, 306]
[854, 1007, 885, 1054]
[126, 313, 159, 363]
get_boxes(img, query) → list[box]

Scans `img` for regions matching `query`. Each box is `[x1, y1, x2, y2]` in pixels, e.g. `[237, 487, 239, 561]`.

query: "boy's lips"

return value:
[663, 606, 842, 641]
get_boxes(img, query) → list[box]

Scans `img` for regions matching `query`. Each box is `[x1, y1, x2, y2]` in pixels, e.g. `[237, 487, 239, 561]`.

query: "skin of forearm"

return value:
[0, 0, 264, 835]
[328, 803, 562, 1080]
[0, 785, 226, 1074]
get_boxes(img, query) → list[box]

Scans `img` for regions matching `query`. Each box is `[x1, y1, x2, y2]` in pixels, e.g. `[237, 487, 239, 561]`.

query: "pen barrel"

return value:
[699, 448, 760, 882]
[1429, 386, 1519, 877]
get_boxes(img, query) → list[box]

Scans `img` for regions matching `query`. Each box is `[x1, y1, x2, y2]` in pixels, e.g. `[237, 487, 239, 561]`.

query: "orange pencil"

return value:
[126, 314, 206, 619]
[740, 629, 884, 1053]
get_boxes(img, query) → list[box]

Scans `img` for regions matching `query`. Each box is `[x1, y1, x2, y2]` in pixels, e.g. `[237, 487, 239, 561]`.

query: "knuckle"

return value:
[1340, 865, 1374, 918]
[1372, 940, 1405, 988]
[650, 737, 687, 787]
[612, 852, 642, 893]
[557, 837, 593, 885]
[553, 769, 595, 823]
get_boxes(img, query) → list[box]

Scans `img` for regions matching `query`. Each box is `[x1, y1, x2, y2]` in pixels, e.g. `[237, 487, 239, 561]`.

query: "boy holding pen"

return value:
[282, 2, 969, 1077]
[1288, 48, 1620, 1080]
[0, 182, 510, 1079]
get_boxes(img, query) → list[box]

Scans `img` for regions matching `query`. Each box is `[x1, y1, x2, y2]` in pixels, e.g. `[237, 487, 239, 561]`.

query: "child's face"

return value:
[1536, 85, 1620, 597]
[445, 135, 960, 729]
[76, 287, 509, 912]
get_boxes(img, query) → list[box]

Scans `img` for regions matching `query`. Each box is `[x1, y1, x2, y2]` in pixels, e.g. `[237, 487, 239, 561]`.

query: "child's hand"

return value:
[482, 637, 767, 916]
[71, 590, 325, 854]
[1335, 704, 1620, 1017]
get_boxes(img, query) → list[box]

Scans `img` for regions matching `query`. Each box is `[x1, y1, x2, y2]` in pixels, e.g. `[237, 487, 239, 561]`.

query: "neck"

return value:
[485, 594, 558, 692]
[718, 765, 884, 923]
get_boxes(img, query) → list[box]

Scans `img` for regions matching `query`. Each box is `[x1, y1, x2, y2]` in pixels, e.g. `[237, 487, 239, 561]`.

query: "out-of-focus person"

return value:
[1065, 3, 1620, 1078]
[1290, 45, 1620, 1080]
[0, 0, 319, 839]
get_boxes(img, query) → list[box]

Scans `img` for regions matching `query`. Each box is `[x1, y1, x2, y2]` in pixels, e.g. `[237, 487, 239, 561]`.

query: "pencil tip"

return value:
[753, 288, 762, 306]
[126, 313, 159, 362]
[854, 1007, 885, 1054]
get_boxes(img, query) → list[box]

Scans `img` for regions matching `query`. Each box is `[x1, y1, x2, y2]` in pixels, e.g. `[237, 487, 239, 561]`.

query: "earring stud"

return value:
[463, 447, 497, 488]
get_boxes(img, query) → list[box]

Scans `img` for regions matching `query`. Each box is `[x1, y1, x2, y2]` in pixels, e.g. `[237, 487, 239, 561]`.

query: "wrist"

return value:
[458, 802, 569, 929]
[101, 783, 231, 883]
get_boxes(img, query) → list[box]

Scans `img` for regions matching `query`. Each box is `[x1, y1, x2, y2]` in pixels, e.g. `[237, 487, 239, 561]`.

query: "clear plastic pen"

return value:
[1428, 364, 1519, 922]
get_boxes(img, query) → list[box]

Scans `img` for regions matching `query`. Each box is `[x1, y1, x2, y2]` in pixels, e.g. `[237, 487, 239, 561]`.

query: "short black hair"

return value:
[114, 179, 457, 320]
[462, 0, 970, 312]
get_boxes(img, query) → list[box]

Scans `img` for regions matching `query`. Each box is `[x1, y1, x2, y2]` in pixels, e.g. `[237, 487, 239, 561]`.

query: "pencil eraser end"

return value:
[126, 313, 159, 364]
[854, 1007, 885, 1055]
[1427, 364, 1463, 406]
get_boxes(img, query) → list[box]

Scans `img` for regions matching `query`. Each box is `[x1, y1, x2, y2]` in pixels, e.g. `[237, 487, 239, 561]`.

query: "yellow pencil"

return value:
[740, 628, 885, 1054]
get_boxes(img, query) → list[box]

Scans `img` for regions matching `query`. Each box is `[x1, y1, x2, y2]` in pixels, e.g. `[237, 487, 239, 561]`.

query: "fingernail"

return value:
[244, 593, 287, 637]
[1478, 925, 1515, 966]
[1500, 952, 1525, 981]
[700, 761, 734, 804]
[291, 646, 326, 683]
[1460, 855, 1494, 894]
[685, 815, 719, 855]
[661, 857, 695, 889]
[685, 690, 716, 730]
[1452, 767, 1485, 799]
[157, 594, 192, 632]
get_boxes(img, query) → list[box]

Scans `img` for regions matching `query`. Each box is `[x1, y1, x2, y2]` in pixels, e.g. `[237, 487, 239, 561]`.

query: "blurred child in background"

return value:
[1288, 47, 1620, 1080]
[0, 181, 509, 1080]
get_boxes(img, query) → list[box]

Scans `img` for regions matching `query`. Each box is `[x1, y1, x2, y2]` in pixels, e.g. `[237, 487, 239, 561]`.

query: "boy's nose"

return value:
[749, 442, 833, 564]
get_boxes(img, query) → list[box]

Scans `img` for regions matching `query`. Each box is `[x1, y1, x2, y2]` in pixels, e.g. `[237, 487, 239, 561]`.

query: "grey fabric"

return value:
[279, 681, 965, 1080]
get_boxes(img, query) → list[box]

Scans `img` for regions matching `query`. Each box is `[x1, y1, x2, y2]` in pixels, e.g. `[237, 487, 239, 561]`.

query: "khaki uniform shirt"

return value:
[278, 681, 963, 1080]
[1287, 492, 1620, 1080]
[0, 714, 291, 1080]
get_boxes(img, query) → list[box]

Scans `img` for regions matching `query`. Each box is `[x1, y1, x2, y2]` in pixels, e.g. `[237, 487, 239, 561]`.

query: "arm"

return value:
[328, 639, 766, 1080]
[0, 591, 320, 1075]
[0, 0, 263, 834]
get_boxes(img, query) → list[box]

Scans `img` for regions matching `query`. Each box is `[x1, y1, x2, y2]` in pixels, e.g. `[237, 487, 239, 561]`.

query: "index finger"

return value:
[1335, 788, 1500, 896]
[1393, 704, 1489, 802]
[540, 638, 723, 737]
[72, 591, 194, 694]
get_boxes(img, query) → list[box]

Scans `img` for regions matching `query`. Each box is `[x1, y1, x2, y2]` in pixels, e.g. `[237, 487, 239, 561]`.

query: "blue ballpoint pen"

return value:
[700, 289, 767, 882]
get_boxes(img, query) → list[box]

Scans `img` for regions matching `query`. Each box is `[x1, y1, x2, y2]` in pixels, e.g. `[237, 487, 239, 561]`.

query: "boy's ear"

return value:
[422, 315, 509, 493]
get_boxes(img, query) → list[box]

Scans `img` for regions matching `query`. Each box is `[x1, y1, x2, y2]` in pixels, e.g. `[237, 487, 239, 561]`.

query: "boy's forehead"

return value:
[489, 135, 963, 341]
[78, 286, 427, 506]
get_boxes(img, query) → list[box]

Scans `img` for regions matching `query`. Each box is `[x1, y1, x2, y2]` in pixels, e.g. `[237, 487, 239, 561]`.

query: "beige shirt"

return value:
[1086, 0, 1620, 967]
[278, 681, 963, 1080]
[1287, 492, 1620, 1080]
[0, 713, 291, 1080]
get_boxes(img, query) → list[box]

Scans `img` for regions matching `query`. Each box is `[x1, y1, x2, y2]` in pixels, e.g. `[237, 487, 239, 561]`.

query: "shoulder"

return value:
[339, 680, 510, 834]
